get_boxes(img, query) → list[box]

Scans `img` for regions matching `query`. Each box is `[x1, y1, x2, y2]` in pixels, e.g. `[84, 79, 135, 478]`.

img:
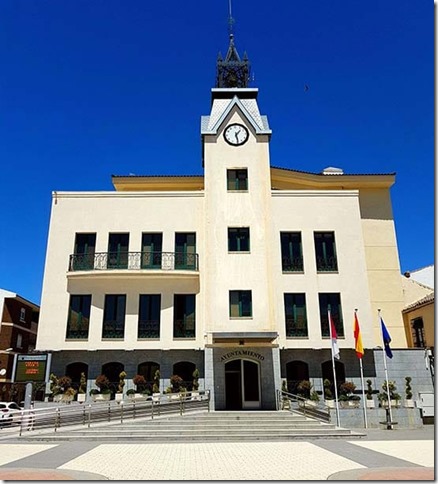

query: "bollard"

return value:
[88, 404, 91, 428]
[120, 401, 124, 424]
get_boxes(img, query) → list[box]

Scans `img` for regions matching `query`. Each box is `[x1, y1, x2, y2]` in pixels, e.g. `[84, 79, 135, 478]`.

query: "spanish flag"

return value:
[354, 312, 364, 359]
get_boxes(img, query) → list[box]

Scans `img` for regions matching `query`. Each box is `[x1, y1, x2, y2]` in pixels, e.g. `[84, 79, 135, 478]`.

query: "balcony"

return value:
[68, 251, 199, 280]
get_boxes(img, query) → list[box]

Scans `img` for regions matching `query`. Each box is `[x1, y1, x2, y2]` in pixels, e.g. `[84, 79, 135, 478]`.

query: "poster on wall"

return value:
[14, 354, 48, 382]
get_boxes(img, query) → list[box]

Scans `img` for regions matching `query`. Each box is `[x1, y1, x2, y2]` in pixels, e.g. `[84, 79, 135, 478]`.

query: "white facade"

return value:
[37, 60, 407, 410]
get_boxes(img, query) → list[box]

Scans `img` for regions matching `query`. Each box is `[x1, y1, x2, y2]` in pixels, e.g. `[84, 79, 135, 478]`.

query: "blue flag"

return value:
[380, 317, 393, 359]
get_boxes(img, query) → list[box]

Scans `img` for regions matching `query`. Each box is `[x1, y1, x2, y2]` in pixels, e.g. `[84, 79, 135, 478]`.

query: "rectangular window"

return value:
[66, 295, 91, 339]
[102, 295, 126, 339]
[319, 293, 344, 338]
[138, 295, 161, 338]
[174, 294, 196, 338]
[71, 233, 96, 270]
[411, 317, 426, 348]
[19, 308, 26, 322]
[175, 233, 197, 270]
[280, 232, 303, 272]
[229, 290, 252, 318]
[108, 233, 129, 269]
[227, 169, 248, 191]
[228, 227, 250, 252]
[16, 333, 23, 348]
[141, 233, 163, 269]
[284, 293, 308, 337]
[314, 232, 338, 272]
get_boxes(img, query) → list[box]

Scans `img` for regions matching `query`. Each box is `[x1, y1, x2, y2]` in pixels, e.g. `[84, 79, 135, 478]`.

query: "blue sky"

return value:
[0, 1, 433, 305]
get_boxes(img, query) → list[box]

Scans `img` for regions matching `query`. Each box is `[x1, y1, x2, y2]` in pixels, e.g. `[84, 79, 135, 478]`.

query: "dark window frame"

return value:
[227, 168, 248, 191]
[138, 294, 161, 339]
[284, 293, 308, 338]
[229, 290, 253, 318]
[173, 294, 196, 338]
[280, 232, 304, 272]
[228, 227, 250, 252]
[314, 232, 338, 272]
[102, 294, 126, 339]
[319, 293, 344, 338]
[66, 294, 92, 340]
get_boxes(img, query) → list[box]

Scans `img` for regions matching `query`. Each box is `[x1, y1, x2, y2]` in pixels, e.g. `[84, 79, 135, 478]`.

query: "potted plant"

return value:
[377, 380, 401, 408]
[297, 380, 312, 401]
[308, 390, 320, 407]
[92, 374, 111, 401]
[339, 381, 360, 408]
[323, 379, 335, 408]
[49, 373, 62, 402]
[152, 369, 161, 401]
[191, 368, 200, 398]
[168, 374, 183, 399]
[366, 379, 375, 408]
[56, 376, 76, 404]
[77, 372, 87, 403]
[115, 371, 127, 402]
[404, 377, 414, 407]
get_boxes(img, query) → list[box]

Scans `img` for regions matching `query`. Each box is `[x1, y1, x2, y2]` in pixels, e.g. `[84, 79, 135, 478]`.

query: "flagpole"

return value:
[379, 309, 393, 427]
[328, 306, 340, 427]
[355, 309, 368, 429]
[359, 357, 368, 429]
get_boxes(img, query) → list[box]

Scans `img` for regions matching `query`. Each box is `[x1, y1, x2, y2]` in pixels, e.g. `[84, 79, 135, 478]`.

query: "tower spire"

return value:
[215, 1, 251, 88]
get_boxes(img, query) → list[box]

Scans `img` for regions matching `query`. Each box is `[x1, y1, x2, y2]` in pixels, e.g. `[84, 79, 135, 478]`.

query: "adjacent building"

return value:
[0, 289, 39, 401]
[36, 33, 430, 409]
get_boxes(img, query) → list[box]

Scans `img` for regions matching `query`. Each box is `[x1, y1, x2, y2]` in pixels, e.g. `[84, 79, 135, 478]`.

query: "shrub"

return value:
[366, 379, 373, 400]
[126, 389, 135, 396]
[339, 381, 356, 397]
[64, 387, 76, 398]
[118, 371, 127, 393]
[153, 369, 160, 394]
[297, 380, 312, 399]
[95, 374, 110, 391]
[89, 388, 99, 396]
[405, 377, 413, 400]
[78, 372, 87, 394]
[170, 374, 183, 393]
[133, 374, 147, 392]
[378, 380, 401, 405]
[310, 390, 320, 402]
[58, 376, 73, 392]
[192, 368, 200, 391]
[323, 379, 333, 400]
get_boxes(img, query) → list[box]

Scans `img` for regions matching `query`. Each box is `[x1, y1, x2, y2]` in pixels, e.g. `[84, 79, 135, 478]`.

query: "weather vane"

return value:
[228, 0, 235, 36]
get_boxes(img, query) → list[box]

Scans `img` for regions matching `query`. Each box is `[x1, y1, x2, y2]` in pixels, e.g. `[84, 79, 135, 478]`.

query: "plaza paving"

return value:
[0, 427, 433, 480]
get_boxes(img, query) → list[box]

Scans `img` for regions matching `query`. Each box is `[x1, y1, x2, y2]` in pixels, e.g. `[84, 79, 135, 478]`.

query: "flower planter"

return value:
[92, 393, 111, 402]
[77, 393, 86, 403]
[115, 393, 123, 402]
[366, 399, 375, 409]
[404, 399, 415, 408]
[128, 393, 148, 401]
[325, 400, 335, 408]
[340, 400, 360, 409]
[53, 394, 63, 403]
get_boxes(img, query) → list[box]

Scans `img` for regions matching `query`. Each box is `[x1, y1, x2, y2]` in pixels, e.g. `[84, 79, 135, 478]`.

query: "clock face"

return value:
[224, 123, 249, 146]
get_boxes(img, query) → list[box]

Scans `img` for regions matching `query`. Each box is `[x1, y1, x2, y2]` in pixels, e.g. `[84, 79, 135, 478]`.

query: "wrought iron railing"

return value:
[285, 318, 308, 338]
[69, 252, 199, 272]
[316, 256, 338, 272]
[138, 320, 160, 339]
[102, 320, 125, 339]
[282, 257, 304, 272]
[174, 319, 195, 338]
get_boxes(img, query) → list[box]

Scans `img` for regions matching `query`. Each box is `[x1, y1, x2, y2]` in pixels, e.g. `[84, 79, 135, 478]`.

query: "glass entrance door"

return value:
[225, 359, 261, 410]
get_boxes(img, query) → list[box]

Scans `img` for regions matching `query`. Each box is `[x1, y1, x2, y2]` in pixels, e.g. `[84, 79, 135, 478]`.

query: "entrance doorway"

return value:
[225, 359, 260, 410]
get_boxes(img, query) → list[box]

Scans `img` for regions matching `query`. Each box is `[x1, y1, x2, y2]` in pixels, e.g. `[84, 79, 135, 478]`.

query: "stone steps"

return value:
[19, 410, 364, 442]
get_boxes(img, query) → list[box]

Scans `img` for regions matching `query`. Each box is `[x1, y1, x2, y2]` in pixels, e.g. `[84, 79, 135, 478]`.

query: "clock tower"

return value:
[201, 32, 279, 410]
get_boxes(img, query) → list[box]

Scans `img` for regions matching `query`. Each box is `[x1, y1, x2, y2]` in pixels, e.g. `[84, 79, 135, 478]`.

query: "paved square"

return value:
[0, 444, 56, 466]
[349, 440, 434, 467]
[59, 442, 365, 480]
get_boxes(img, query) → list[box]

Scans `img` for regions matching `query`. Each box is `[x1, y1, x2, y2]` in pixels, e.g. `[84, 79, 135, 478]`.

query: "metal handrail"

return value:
[0, 390, 210, 437]
[69, 251, 199, 272]
[277, 390, 331, 423]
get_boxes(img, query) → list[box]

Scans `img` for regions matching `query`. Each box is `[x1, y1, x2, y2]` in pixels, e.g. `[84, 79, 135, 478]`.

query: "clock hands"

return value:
[234, 128, 241, 142]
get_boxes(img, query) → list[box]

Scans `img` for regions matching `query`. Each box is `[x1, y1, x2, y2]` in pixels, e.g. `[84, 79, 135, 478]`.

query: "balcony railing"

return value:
[69, 251, 199, 272]
[282, 256, 304, 272]
[138, 320, 160, 339]
[285, 318, 308, 338]
[316, 256, 338, 272]
[174, 319, 196, 338]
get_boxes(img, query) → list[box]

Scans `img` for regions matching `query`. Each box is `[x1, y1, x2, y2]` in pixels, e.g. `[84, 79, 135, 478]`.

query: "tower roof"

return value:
[216, 33, 251, 88]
